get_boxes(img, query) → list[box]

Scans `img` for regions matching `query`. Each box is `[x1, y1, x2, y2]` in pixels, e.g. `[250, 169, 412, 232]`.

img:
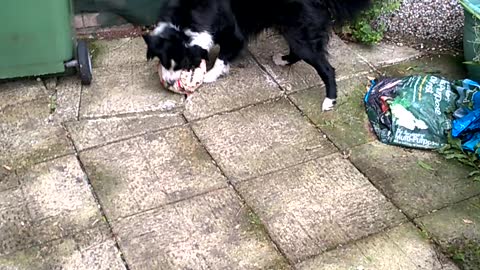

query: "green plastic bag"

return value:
[365, 75, 458, 149]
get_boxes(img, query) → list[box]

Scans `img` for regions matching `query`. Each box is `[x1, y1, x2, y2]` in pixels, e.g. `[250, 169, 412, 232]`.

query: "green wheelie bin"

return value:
[0, 0, 92, 84]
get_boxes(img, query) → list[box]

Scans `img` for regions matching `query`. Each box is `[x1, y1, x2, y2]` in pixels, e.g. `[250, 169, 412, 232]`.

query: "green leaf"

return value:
[452, 252, 465, 262]
[463, 61, 480, 66]
[445, 153, 469, 160]
[341, 0, 401, 44]
[418, 160, 435, 171]
[469, 170, 480, 177]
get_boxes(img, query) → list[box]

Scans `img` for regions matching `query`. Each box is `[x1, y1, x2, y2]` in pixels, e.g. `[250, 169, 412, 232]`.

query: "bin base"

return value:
[0, 62, 65, 80]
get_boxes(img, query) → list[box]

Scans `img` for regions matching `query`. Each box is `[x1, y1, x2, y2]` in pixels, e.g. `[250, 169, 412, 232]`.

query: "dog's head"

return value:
[143, 23, 209, 86]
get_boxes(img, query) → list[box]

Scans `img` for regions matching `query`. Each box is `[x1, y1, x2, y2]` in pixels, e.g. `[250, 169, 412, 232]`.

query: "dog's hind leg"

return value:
[282, 32, 337, 111]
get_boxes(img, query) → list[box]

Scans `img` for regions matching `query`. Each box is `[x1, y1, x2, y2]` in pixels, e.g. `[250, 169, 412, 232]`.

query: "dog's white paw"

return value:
[322, 98, 336, 111]
[273, 53, 289, 66]
[203, 72, 220, 83]
[203, 60, 229, 83]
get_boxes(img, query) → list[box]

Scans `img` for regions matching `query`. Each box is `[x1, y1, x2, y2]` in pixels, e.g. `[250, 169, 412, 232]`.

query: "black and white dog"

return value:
[143, 0, 370, 111]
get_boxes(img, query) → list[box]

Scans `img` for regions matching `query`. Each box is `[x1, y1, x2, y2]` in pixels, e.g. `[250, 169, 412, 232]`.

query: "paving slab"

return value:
[417, 196, 480, 270]
[183, 54, 282, 120]
[290, 74, 376, 151]
[90, 37, 147, 68]
[346, 41, 422, 68]
[297, 223, 458, 270]
[80, 126, 227, 220]
[66, 112, 185, 151]
[52, 76, 83, 122]
[79, 62, 184, 119]
[350, 142, 480, 218]
[0, 167, 18, 192]
[0, 123, 73, 170]
[1, 80, 49, 134]
[416, 196, 480, 246]
[0, 224, 126, 270]
[236, 153, 405, 262]
[0, 155, 102, 256]
[192, 99, 336, 182]
[113, 188, 289, 270]
[379, 54, 467, 80]
[249, 31, 371, 93]
[0, 81, 73, 169]
[0, 80, 47, 109]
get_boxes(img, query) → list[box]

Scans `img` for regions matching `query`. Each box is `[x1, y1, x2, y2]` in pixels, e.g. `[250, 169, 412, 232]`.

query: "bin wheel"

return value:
[77, 40, 93, 85]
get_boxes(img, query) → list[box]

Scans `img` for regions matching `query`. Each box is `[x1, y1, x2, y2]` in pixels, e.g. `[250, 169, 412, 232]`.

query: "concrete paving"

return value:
[0, 33, 478, 269]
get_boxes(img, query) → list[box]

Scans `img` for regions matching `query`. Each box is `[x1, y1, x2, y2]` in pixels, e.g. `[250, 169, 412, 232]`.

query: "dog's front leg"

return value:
[204, 58, 230, 83]
[204, 28, 245, 83]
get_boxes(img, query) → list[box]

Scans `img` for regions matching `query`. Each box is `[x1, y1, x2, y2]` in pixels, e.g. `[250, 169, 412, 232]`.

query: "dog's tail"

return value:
[323, 0, 371, 24]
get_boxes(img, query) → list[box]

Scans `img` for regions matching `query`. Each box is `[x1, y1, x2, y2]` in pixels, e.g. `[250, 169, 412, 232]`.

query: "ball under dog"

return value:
[158, 60, 207, 94]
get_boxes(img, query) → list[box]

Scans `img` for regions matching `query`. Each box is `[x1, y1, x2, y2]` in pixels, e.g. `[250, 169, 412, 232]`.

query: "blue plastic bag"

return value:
[451, 79, 480, 154]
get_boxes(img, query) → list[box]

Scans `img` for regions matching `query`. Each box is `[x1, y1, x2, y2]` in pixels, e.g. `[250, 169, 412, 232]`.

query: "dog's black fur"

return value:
[143, 0, 370, 106]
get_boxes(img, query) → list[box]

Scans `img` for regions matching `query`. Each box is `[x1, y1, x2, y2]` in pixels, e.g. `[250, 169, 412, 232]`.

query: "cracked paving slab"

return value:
[236, 153, 405, 262]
